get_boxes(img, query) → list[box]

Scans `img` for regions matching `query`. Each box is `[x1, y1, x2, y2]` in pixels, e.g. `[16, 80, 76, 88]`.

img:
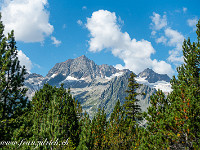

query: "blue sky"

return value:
[0, 0, 199, 77]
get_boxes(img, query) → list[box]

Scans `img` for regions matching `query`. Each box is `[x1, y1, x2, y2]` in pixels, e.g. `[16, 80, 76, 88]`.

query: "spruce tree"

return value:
[0, 14, 29, 143]
[123, 72, 144, 122]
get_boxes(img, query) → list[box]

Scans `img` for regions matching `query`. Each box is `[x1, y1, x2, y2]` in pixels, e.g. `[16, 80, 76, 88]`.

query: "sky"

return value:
[0, 0, 199, 77]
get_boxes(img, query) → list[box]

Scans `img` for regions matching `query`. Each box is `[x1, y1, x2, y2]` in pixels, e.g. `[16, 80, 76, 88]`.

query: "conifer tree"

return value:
[123, 72, 144, 122]
[166, 19, 200, 149]
[25, 84, 80, 149]
[90, 107, 107, 150]
[120, 72, 145, 148]
[142, 19, 200, 149]
[141, 90, 171, 149]
[107, 100, 128, 149]
[0, 14, 29, 143]
[77, 112, 92, 150]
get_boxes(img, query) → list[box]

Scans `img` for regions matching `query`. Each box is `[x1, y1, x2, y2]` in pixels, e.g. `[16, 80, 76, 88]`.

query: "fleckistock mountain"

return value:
[24, 55, 171, 117]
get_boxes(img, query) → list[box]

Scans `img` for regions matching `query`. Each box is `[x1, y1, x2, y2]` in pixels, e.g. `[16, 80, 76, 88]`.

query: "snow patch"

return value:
[135, 77, 147, 83]
[61, 76, 79, 83]
[66, 76, 78, 81]
[51, 73, 58, 78]
[105, 72, 124, 80]
[135, 77, 172, 93]
[153, 81, 172, 93]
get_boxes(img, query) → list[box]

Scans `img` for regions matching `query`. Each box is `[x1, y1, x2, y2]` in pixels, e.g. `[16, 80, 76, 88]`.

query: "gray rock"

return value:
[138, 68, 170, 83]
[24, 56, 169, 118]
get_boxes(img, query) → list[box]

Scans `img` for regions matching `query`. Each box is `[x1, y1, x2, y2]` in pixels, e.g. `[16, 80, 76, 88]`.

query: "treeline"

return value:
[0, 14, 200, 149]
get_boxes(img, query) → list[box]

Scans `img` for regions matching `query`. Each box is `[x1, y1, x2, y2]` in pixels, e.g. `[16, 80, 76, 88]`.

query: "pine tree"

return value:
[24, 84, 80, 149]
[166, 19, 200, 149]
[123, 72, 144, 122]
[90, 107, 107, 150]
[77, 112, 92, 150]
[107, 100, 128, 149]
[142, 19, 200, 149]
[0, 14, 29, 144]
[141, 90, 172, 149]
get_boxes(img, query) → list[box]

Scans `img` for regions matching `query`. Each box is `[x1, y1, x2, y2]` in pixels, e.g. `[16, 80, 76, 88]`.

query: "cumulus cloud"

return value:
[165, 28, 184, 50]
[51, 36, 61, 47]
[86, 10, 174, 76]
[150, 12, 167, 31]
[156, 36, 167, 44]
[187, 18, 198, 31]
[150, 12, 185, 64]
[165, 28, 184, 63]
[17, 50, 32, 73]
[1, 0, 54, 42]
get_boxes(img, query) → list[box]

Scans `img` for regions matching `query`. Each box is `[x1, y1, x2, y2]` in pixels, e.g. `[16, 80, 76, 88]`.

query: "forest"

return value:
[0, 15, 200, 149]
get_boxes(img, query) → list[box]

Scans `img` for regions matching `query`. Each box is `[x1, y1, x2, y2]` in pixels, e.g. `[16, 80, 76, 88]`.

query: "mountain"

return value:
[24, 55, 170, 117]
[136, 68, 172, 94]
[138, 68, 171, 83]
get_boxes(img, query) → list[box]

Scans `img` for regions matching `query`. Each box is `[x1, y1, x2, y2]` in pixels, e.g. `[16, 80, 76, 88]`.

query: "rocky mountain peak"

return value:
[138, 68, 171, 83]
[45, 55, 124, 81]
[24, 56, 170, 117]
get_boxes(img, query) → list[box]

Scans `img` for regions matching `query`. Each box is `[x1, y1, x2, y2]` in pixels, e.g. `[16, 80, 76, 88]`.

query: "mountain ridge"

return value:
[24, 55, 171, 117]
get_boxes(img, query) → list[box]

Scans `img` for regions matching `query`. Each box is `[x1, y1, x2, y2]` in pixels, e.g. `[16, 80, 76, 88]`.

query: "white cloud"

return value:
[183, 7, 187, 13]
[82, 6, 87, 10]
[77, 20, 83, 26]
[156, 36, 167, 44]
[152, 59, 174, 75]
[151, 31, 156, 36]
[17, 50, 32, 73]
[150, 12, 167, 31]
[1, 0, 54, 42]
[150, 12, 185, 64]
[164, 28, 184, 64]
[187, 18, 198, 31]
[51, 36, 61, 47]
[168, 50, 184, 64]
[164, 28, 184, 50]
[86, 10, 174, 76]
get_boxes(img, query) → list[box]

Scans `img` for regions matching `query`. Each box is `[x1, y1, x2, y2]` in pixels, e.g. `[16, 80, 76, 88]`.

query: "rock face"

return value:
[24, 56, 170, 117]
[138, 68, 171, 83]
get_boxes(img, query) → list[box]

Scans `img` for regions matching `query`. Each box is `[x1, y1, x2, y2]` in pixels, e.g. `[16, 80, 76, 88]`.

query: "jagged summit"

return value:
[24, 55, 171, 117]
[45, 55, 124, 80]
[138, 68, 171, 83]
[77, 55, 88, 59]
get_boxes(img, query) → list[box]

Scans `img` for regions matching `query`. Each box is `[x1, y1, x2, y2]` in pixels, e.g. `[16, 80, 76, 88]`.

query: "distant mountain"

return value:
[46, 55, 120, 80]
[138, 68, 171, 83]
[136, 68, 172, 94]
[24, 56, 170, 117]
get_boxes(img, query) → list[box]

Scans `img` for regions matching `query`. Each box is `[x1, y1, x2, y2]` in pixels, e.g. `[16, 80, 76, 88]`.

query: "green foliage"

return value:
[142, 19, 200, 149]
[77, 112, 92, 150]
[0, 13, 29, 146]
[166, 20, 200, 149]
[14, 84, 81, 149]
[107, 100, 131, 149]
[123, 72, 144, 122]
[91, 107, 107, 150]
[0, 8, 199, 149]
